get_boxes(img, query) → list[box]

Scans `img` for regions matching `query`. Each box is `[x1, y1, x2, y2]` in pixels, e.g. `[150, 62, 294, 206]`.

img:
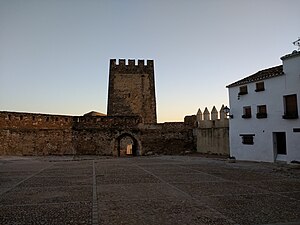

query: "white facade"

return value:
[227, 51, 300, 163]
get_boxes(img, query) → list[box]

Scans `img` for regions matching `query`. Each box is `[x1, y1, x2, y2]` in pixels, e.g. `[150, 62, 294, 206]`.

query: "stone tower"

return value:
[107, 59, 157, 124]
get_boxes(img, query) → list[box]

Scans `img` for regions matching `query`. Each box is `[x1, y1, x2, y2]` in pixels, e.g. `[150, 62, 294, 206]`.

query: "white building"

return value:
[226, 51, 300, 163]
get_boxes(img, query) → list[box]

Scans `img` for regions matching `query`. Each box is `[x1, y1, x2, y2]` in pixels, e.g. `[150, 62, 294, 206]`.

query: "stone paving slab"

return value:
[0, 202, 92, 225]
[38, 168, 92, 177]
[137, 164, 193, 174]
[243, 179, 300, 193]
[97, 199, 235, 225]
[0, 188, 10, 195]
[0, 186, 92, 205]
[158, 172, 223, 183]
[200, 194, 300, 225]
[95, 164, 147, 175]
[0, 155, 300, 225]
[172, 181, 268, 197]
[96, 173, 161, 185]
[281, 191, 300, 201]
[97, 183, 186, 201]
[0, 176, 25, 188]
[18, 176, 93, 187]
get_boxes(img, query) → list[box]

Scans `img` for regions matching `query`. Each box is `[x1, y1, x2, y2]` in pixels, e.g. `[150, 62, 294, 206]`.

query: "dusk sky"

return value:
[0, 0, 299, 122]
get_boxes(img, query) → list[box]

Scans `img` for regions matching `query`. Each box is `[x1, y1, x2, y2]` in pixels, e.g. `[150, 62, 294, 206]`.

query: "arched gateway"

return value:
[113, 132, 142, 157]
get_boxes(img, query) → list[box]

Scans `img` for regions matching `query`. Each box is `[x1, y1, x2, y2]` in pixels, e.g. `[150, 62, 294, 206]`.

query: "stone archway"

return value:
[114, 132, 141, 157]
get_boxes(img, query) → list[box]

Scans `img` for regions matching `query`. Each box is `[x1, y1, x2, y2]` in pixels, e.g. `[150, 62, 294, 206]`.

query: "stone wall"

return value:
[0, 111, 195, 156]
[0, 112, 74, 155]
[140, 122, 196, 155]
[194, 106, 230, 155]
[107, 59, 157, 124]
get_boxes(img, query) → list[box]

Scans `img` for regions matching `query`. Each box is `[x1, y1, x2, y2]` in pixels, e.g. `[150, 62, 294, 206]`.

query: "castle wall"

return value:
[0, 111, 196, 156]
[195, 106, 230, 155]
[0, 112, 74, 155]
[140, 123, 195, 155]
[195, 127, 229, 155]
[107, 59, 157, 124]
[72, 129, 113, 155]
[72, 116, 142, 156]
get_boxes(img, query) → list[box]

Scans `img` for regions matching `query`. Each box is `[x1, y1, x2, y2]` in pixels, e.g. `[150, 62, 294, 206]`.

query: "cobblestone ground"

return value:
[0, 155, 300, 225]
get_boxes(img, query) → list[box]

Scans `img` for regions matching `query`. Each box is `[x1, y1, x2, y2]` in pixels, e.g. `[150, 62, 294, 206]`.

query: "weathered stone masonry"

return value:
[0, 111, 194, 156]
[0, 112, 74, 155]
[0, 59, 228, 156]
[107, 59, 157, 124]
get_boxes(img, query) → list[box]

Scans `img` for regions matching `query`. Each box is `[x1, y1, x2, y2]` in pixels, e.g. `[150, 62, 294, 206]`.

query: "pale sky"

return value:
[0, 0, 299, 122]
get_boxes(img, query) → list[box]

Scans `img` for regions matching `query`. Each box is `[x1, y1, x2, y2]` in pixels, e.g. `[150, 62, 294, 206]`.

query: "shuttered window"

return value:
[242, 106, 251, 118]
[283, 94, 298, 119]
[239, 85, 248, 95]
[257, 105, 267, 118]
[255, 82, 265, 92]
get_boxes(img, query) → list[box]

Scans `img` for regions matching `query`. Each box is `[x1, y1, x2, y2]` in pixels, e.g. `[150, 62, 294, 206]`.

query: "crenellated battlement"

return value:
[194, 105, 229, 156]
[110, 59, 154, 67]
[0, 111, 142, 130]
[73, 115, 141, 129]
[107, 58, 157, 124]
[196, 105, 229, 128]
[0, 111, 73, 130]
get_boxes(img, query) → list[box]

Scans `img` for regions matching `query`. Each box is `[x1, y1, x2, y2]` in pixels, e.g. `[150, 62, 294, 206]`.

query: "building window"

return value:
[240, 134, 255, 145]
[239, 85, 248, 95]
[293, 128, 300, 132]
[242, 106, 252, 118]
[255, 82, 265, 92]
[283, 94, 298, 119]
[257, 105, 267, 118]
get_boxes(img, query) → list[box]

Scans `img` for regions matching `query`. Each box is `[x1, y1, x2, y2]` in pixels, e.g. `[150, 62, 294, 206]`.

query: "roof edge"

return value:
[280, 50, 300, 60]
[226, 65, 284, 88]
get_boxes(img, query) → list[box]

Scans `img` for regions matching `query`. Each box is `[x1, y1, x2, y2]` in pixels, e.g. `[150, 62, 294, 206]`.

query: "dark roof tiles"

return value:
[226, 65, 284, 88]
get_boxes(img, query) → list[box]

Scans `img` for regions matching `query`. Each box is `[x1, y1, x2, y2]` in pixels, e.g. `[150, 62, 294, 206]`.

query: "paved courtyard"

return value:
[0, 155, 299, 225]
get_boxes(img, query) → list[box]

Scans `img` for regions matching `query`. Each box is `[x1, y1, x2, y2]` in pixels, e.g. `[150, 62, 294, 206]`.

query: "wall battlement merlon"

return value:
[110, 59, 154, 68]
[73, 115, 141, 124]
[0, 111, 73, 122]
[0, 111, 143, 129]
[196, 105, 228, 121]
